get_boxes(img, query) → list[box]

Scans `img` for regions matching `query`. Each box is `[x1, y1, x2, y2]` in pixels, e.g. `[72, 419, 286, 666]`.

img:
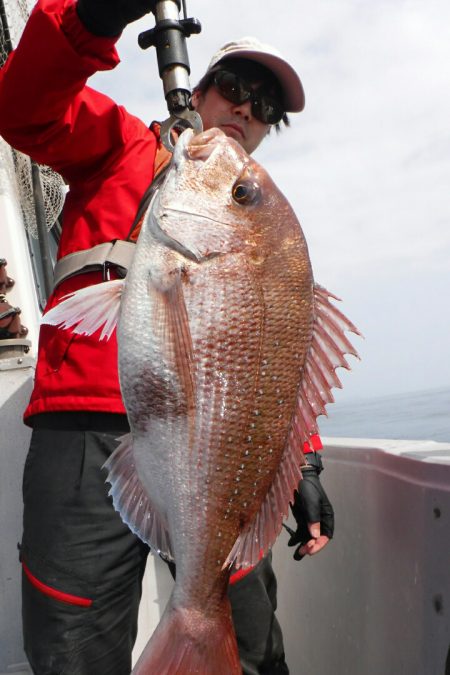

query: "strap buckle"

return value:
[102, 261, 111, 282]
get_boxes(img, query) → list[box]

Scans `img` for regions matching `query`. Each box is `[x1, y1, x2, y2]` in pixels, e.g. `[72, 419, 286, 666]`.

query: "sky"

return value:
[88, 0, 450, 403]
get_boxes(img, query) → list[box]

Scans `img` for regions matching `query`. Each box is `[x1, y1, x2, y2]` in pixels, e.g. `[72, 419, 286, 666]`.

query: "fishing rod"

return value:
[138, 0, 202, 151]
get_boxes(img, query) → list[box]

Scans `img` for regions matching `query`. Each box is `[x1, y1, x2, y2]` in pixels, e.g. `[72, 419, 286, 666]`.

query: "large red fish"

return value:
[43, 127, 360, 674]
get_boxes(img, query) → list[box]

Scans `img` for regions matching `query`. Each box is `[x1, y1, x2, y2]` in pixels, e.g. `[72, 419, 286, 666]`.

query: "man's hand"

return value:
[288, 455, 334, 561]
[77, 0, 157, 37]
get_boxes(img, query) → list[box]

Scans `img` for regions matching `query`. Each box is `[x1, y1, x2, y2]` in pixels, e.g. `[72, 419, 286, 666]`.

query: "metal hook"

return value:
[160, 109, 203, 152]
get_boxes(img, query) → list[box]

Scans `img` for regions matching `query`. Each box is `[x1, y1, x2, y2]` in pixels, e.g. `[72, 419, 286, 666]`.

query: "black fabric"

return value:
[29, 411, 130, 432]
[22, 425, 148, 674]
[303, 450, 323, 474]
[76, 0, 156, 38]
[229, 554, 289, 675]
[21, 424, 289, 674]
[288, 466, 335, 561]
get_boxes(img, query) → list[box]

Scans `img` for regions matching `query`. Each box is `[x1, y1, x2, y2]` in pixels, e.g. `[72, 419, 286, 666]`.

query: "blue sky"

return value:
[90, 0, 450, 403]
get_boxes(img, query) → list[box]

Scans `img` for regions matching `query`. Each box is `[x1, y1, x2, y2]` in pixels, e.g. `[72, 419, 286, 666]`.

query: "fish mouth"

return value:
[173, 128, 228, 165]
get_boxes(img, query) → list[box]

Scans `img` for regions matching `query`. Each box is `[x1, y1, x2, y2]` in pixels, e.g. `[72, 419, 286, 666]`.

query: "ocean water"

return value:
[317, 385, 450, 443]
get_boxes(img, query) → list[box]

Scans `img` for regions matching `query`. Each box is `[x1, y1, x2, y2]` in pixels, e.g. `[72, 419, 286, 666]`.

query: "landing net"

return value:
[0, 0, 65, 237]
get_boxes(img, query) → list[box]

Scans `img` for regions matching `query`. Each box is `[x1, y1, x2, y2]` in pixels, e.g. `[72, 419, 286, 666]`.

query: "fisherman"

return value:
[0, 1, 334, 673]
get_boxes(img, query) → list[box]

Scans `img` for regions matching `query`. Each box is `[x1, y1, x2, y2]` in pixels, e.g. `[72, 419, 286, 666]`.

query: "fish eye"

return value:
[232, 180, 261, 205]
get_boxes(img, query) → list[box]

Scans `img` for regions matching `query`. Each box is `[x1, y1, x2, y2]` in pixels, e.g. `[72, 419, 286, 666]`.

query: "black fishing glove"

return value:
[288, 453, 334, 561]
[77, 0, 157, 37]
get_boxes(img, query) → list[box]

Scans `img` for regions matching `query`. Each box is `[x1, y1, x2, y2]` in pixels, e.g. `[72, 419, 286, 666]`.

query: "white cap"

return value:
[206, 36, 305, 113]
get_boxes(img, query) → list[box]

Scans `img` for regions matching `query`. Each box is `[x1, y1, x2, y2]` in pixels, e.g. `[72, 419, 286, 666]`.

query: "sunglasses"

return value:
[212, 70, 284, 125]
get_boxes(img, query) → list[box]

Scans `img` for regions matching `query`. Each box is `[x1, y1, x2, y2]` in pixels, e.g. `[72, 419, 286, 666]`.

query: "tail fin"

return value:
[132, 599, 241, 675]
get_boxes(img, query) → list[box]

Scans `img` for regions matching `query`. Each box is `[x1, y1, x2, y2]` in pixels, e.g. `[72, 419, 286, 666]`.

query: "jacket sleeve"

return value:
[0, 0, 137, 183]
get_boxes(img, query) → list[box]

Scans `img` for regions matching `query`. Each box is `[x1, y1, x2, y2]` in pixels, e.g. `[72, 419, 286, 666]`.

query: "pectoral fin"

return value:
[42, 279, 124, 341]
[149, 270, 196, 411]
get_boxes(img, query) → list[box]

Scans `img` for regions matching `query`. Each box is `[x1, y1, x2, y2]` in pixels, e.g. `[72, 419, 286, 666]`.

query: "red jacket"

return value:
[0, 0, 158, 422]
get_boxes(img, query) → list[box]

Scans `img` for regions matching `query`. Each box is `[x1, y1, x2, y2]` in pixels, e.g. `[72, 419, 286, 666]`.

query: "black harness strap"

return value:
[126, 163, 170, 242]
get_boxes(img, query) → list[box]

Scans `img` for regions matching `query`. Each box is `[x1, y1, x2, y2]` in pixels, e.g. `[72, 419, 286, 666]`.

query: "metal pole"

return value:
[138, 0, 202, 150]
[30, 161, 53, 298]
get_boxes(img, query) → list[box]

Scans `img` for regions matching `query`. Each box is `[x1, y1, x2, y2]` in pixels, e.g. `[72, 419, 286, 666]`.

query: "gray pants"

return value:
[21, 415, 289, 674]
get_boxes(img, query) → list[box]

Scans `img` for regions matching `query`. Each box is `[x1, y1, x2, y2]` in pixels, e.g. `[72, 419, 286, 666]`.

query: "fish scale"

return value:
[177, 256, 264, 591]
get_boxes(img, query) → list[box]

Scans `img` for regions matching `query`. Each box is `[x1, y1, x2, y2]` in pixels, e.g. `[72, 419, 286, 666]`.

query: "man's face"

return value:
[191, 80, 270, 155]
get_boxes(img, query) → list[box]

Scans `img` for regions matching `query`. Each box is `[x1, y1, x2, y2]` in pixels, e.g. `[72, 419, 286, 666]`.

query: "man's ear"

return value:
[190, 89, 200, 109]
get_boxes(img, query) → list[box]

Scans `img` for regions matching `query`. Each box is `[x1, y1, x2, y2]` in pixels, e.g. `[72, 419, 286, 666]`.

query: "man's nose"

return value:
[232, 99, 252, 120]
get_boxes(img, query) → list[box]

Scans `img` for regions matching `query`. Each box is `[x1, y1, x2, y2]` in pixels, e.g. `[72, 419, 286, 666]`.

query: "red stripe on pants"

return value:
[22, 561, 93, 607]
